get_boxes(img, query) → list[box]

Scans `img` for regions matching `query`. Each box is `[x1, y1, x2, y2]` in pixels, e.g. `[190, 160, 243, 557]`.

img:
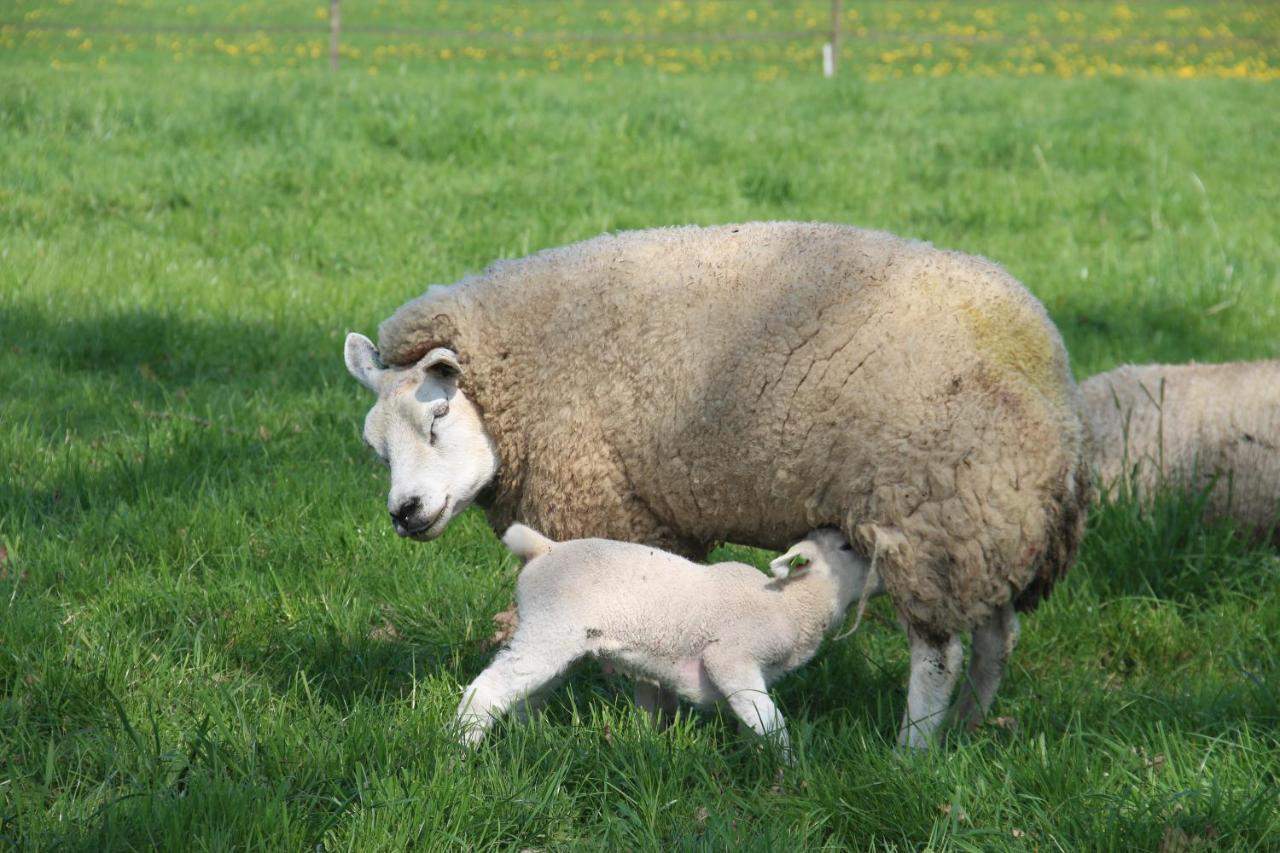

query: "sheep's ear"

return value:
[345, 333, 383, 392]
[769, 552, 811, 580]
[420, 347, 462, 381]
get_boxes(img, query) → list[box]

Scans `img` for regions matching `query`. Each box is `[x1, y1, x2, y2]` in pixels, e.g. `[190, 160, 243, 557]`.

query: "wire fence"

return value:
[5, 0, 1278, 81]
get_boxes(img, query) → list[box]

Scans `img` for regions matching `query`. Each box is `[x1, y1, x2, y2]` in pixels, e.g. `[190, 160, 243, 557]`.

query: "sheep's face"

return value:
[769, 529, 868, 586]
[344, 333, 499, 541]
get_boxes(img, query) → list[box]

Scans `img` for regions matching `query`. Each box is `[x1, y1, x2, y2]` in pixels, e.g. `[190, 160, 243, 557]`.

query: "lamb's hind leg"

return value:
[898, 626, 963, 749]
[951, 601, 1019, 728]
[633, 680, 680, 729]
[455, 643, 578, 747]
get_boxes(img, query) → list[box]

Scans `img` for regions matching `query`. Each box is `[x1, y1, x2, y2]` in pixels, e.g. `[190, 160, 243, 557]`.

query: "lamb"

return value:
[1081, 361, 1280, 545]
[455, 525, 877, 761]
[345, 221, 1092, 746]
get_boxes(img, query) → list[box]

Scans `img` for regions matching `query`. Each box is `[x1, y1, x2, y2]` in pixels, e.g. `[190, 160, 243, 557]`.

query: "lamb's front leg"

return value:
[455, 645, 576, 747]
[898, 626, 963, 748]
[703, 654, 792, 763]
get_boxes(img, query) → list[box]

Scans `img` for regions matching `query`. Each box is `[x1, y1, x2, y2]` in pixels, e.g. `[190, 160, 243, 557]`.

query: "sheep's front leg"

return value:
[455, 646, 576, 747]
[898, 626, 963, 749]
[704, 655, 791, 763]
[951, 601, 1019, 728]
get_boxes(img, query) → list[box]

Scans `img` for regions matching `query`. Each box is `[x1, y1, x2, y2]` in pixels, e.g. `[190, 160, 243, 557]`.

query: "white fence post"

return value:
[329, 0, 341, 71]
[829, 0, 842, 78]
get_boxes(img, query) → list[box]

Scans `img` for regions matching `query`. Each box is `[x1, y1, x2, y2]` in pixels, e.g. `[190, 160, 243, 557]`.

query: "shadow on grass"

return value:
[1055, 289, 1262, 369]
[228, 623, 476, 710]
[0, 302, 358, 525]
[1, 302, 339, 401]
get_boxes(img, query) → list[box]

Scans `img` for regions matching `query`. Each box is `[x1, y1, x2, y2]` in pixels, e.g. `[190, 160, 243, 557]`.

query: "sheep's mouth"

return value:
[404, 500, 450, 541]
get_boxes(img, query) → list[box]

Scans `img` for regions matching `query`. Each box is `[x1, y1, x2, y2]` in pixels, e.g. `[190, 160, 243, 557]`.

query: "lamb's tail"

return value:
[502, 524, 556, 562]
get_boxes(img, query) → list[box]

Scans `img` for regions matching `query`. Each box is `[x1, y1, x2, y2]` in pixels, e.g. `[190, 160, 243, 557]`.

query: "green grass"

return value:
[3, 6, 1280, 849]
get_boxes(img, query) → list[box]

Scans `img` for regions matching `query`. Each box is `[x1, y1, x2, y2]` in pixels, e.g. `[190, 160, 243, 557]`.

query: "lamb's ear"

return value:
[769, 551, 811, 580]
[420, 347, 462, 380]
[345, 333, 383, 392]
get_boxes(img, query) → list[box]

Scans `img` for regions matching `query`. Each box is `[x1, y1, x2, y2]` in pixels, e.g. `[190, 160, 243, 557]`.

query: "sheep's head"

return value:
[344, 333, 499, 541]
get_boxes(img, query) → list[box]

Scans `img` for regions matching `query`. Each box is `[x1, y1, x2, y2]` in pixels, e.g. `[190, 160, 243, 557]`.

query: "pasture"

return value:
[2, 2, 1278, 849]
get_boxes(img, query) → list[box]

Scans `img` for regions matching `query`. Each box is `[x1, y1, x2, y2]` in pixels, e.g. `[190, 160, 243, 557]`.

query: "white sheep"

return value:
[1081, 361, 1280, 545]
[454, 525, 877, 761]
[347, 222, 1093, 746]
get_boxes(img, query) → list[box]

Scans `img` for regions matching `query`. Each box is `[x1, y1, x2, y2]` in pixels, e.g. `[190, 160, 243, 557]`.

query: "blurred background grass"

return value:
[5, 0, 1278, 80]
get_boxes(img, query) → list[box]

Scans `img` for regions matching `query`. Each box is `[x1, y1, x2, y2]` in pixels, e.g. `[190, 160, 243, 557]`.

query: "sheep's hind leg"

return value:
[951, 601, 1019, 729]
[703, 654, 791, 763]
[898, 626, 963, 749]
[455, 645, 577, 747]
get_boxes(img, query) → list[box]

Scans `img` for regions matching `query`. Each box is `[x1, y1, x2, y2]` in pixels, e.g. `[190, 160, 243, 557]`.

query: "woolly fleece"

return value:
[1082, 361, 1280, 545]
[378, 222, 1091, 635]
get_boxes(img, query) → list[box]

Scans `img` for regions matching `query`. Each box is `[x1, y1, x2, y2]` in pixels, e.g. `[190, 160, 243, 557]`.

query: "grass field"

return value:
[2, 2, 1279, 849]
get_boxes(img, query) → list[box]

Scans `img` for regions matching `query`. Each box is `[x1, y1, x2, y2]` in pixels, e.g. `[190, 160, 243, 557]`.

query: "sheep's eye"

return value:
[838, 543, 853, 552]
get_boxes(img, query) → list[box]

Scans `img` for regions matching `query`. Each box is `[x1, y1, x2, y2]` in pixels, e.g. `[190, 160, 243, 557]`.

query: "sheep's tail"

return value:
[502, 523, 556, 561]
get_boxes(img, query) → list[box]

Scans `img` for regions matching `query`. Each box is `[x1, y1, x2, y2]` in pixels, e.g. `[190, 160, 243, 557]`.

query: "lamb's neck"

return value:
[779, 575, 846, 650]
[830, 566, 864, 623]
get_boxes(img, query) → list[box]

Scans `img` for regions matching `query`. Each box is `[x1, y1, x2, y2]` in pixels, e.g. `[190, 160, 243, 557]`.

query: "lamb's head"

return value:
[344, 333, 499, 541]
[769, 529, 875, 616]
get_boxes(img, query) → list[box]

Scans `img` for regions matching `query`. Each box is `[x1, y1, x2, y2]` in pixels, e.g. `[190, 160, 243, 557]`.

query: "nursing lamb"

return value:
[455, 526, 876, 761]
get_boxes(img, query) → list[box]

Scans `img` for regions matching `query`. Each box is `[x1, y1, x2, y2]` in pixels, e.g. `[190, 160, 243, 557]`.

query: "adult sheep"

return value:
[344, 222, 1092, 746]
[1082, 361, 1279, 545]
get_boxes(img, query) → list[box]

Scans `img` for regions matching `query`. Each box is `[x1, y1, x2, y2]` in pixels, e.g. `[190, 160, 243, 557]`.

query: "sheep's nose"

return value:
[390, 497, 421, 527]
